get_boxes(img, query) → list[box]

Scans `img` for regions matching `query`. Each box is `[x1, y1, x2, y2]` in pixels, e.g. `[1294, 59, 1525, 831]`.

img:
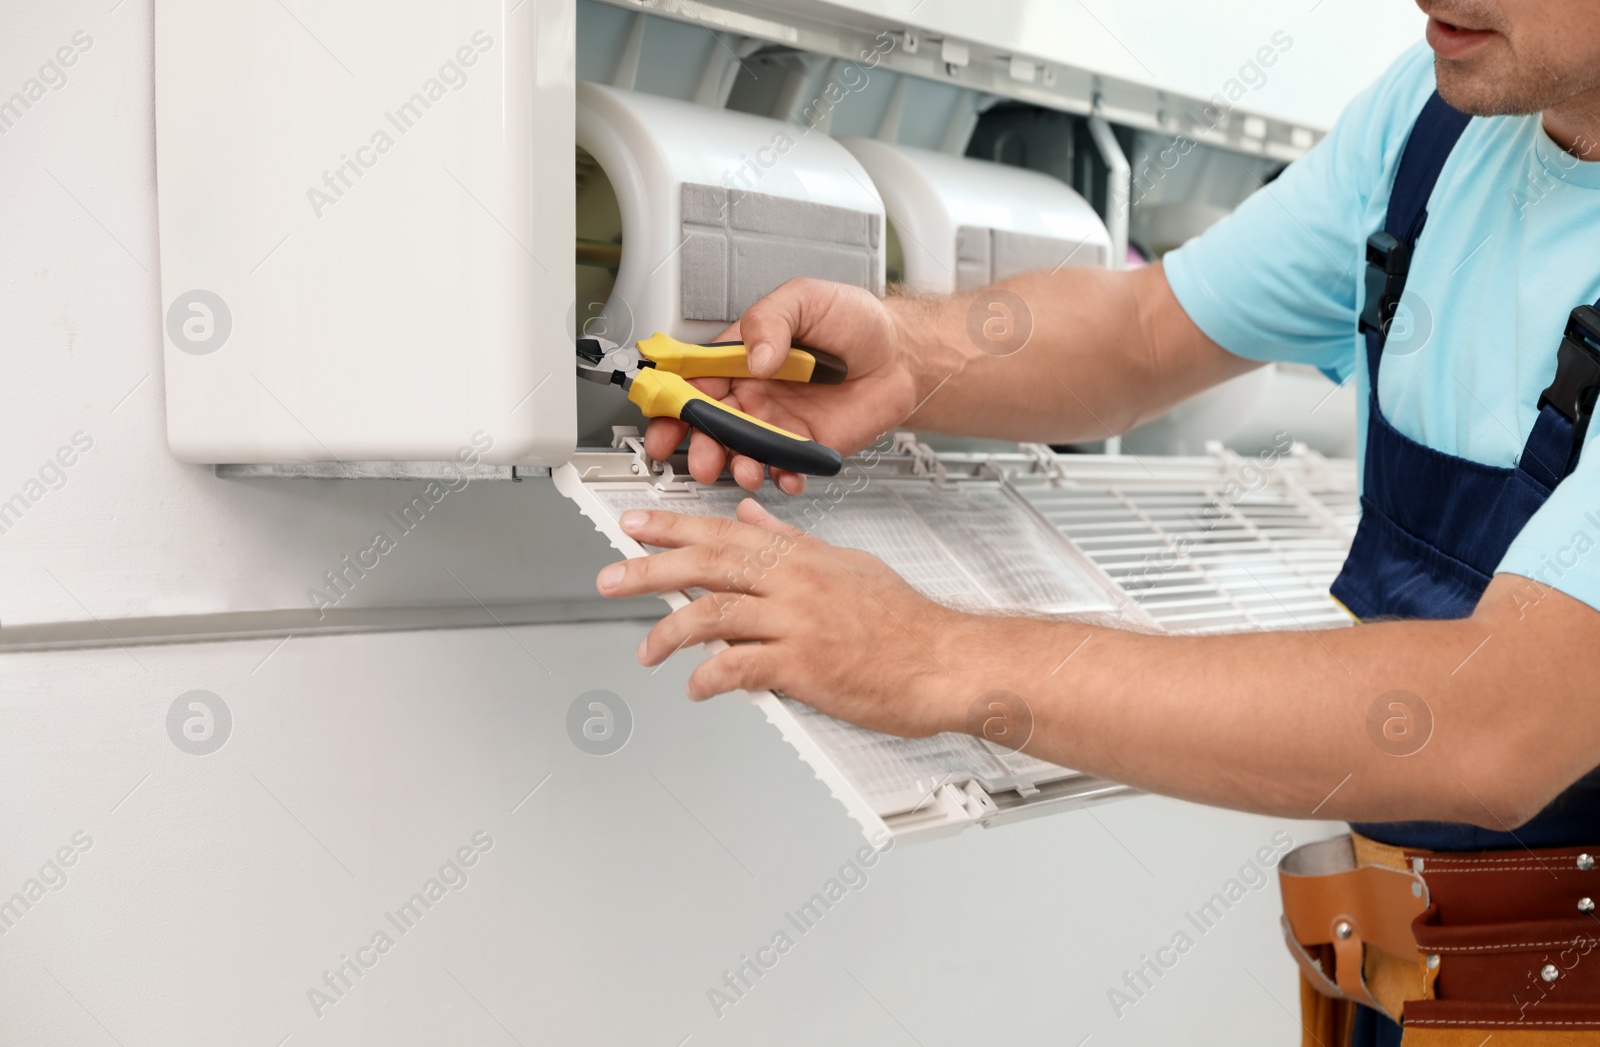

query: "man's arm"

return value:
[598, 504, 1600, 830]
[986, 572, 1598, 828]
[645, 265, 1259, 490]
[883, 263, 1261, 443]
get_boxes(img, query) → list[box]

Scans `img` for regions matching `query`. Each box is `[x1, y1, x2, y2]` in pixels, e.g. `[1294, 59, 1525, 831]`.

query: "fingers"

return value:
[676, 422, 802, 493]
[596, 513, 800, 595]
[728, 453, 766, 491]
[738, 285, 804, 378]
[771, 469, 806, 496]
[735, 497, 806, 539]
[646, 375, 732, 478]
[687, 642, 780, 700]
[638, 592, 774, 667]
[597, 545, 769, 598]
[643, 417, 689, 462]
[739, 277, 892, 382]
[618, 505, 800, 552]
[686, 429, 730, 484]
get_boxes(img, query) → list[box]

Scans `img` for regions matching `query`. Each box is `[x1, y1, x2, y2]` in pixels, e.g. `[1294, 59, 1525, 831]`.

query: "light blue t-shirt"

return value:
[1165, 41, 1600, 614]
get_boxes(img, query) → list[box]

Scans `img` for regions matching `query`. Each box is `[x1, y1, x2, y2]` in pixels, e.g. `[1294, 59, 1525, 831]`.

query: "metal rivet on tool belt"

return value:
[1542, 964, 1561, 983]
[1580, 897, 1596, 914]
[1426, 954, 1440, 970]
[1412, 882, 1423, 897]
[1334, 921, 1353, 940]
[1412, 857, 1425, 873]
[1579, 853, 1596, 871]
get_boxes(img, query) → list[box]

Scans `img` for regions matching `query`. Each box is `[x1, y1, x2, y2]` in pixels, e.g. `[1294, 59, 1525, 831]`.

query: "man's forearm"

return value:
[889, 263, 1259, 444]
[933, 574, 1598, 828]
[605, 508, 1600, 831]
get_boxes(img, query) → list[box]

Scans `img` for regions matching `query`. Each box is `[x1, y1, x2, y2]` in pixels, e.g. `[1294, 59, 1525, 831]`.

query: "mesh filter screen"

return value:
[591, 478, 1124, 815]
[594, 481, 1123, 615]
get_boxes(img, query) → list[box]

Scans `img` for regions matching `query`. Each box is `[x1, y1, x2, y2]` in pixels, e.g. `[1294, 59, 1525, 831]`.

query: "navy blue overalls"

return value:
[1325, 92, 1600, 1045]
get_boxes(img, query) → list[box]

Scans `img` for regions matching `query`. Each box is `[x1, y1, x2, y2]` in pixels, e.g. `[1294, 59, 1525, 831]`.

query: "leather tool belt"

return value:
[1280, 834, 1600, 1042]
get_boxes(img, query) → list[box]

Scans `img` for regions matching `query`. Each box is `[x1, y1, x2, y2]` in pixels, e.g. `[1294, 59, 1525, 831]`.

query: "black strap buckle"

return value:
[1537, 306, 1600, 435]
[1358, 231, 1410, 337]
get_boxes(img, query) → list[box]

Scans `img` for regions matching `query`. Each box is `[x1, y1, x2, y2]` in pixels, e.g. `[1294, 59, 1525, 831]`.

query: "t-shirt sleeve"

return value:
[1162, 43, 1438, 384]
[1497, 418, 1600, 612]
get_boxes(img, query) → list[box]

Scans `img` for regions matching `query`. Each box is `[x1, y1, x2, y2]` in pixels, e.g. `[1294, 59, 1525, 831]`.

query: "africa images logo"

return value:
[166, 690, 232, 756]
[565, 690, 632, 756]
[165, 290, 232, 356]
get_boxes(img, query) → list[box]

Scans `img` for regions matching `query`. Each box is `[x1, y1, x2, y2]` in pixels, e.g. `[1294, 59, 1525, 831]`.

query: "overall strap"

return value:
[1522, 303, 1600, 487]
[1359, 91, 1472, 383]
[1356, 92, 1599, 492]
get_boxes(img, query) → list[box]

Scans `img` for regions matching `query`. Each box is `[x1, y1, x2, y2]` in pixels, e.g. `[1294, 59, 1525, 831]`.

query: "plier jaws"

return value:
[574, 336, 640, 388]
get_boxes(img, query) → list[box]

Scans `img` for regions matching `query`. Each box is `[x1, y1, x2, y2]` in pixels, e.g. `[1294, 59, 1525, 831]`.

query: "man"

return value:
[596, 1, 1600, 1041]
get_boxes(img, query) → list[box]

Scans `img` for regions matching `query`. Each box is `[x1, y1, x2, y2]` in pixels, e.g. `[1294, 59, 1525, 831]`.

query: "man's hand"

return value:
[593, 499, 985, 737]
[641, 266, 1255, 496]
[642, 279, 931, 496]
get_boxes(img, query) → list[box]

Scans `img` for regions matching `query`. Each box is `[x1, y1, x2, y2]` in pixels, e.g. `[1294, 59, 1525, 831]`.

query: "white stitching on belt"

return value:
[1421, 866, 1577, 873]
[1429, 937, 1600, 952]
[1407, 1019, 1600, 1027]
[1420, 864, 1593, 870]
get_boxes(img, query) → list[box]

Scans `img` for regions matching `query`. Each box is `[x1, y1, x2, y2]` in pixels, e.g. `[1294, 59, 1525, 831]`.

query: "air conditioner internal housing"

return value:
[154, 0, 1341, 469]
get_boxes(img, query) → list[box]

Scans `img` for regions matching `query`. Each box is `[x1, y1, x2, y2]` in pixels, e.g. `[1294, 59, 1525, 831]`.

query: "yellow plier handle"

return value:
[627, 333, 848, 476]
[635, 333, 848, 385]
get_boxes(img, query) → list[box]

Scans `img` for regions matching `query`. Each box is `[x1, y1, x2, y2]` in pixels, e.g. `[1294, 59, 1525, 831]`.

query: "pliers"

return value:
[576, 332, 848, 476]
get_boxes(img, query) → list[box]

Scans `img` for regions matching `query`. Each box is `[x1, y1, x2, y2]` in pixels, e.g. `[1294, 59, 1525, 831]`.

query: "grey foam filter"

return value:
[680, 183, 883, 323]
[955, 225, 1106, 292]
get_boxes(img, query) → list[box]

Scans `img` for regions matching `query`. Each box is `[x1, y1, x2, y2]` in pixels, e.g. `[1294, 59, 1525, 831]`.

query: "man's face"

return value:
[1418, 0, 1600, 116]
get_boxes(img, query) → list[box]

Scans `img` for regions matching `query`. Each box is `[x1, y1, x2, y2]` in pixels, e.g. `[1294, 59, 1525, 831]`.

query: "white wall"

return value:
[2, 2, 1347, 1044]
[2, 621, 1346, 1046]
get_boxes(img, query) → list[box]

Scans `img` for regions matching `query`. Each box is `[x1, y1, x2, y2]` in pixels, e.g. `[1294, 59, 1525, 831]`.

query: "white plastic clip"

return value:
[929, 780, 997, 824]
[891, 431, 947, 485]
[610, 426, 693, 495]
[1017, 442, 1069, 482]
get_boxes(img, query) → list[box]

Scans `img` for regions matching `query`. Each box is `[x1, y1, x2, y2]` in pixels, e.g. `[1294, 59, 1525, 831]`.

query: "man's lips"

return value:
[1426, 16, 1496, 58]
